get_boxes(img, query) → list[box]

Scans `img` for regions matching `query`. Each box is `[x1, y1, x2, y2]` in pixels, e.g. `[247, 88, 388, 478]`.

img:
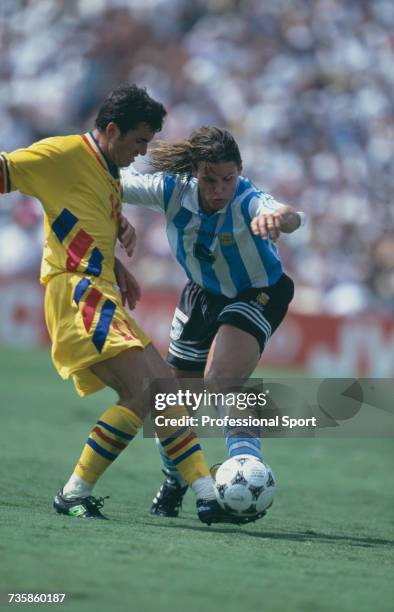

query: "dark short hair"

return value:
[95, 84, 166, 135]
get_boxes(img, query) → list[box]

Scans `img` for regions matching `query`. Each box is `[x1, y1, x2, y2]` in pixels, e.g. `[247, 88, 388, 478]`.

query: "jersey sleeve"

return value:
[248, 192, 283, 218]
[121, 169, 178, 212]
[1, 140, 70, 203]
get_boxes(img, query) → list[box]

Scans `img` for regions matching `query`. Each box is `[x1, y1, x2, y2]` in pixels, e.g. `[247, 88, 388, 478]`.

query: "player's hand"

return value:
[114, 257, 141, 310]
[250, 212, 282, 242]
[118, 214, 136, 257]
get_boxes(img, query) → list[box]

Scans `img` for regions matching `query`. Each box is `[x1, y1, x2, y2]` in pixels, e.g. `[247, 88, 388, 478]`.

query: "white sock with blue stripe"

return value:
[218, 396, 263, 461]
[225, 432, 262, 459]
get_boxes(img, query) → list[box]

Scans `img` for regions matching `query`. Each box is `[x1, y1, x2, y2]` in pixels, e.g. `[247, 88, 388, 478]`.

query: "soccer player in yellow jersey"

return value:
[0, 85, 226, 523]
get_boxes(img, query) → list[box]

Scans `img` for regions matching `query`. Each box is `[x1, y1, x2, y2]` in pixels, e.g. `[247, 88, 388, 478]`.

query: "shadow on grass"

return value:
[144, 521, 394, 548]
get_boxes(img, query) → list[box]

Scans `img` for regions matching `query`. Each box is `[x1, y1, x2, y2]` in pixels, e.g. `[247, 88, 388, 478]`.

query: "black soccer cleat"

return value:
[197, 498, 266, 526]
[53, 490, 109, 520]
[150, 471, 188, 517]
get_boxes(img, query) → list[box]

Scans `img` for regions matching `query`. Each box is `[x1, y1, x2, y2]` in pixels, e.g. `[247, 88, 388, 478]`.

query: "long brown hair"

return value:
[149, 126, 242, 174]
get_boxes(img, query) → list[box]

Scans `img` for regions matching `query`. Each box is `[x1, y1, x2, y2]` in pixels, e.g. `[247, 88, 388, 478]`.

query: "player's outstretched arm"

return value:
[120, 170, 166, 211]
[250, 204, 304, 242]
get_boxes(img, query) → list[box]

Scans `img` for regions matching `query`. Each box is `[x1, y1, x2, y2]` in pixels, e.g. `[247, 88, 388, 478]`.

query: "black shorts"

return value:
[166, 273, 294, 372]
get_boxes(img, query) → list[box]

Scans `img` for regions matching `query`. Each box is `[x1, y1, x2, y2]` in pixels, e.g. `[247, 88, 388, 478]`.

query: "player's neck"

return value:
[198, 192, 215, 216]
[92, 129, 109, 155]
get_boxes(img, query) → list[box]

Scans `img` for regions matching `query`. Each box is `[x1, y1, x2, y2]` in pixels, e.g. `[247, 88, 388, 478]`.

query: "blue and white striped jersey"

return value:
[121, 170, 283, 298]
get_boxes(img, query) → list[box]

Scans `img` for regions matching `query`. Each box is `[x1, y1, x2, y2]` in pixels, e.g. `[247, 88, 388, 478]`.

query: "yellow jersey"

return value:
[0, 132, 122, 285]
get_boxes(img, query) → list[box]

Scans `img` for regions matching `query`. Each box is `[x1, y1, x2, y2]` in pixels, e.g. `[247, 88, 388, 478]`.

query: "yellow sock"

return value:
[156, 406, 209, 485]
[75, 405, 142, 484]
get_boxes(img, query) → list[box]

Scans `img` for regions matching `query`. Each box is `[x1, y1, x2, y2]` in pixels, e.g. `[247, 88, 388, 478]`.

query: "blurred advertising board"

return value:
[0, 277, 393, 377]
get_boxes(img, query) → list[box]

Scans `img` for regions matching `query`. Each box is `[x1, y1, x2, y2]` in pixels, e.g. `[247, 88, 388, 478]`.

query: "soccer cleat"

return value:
[150, 471, 188, 517]
[197, 498, 266, 526]
[53, 490, 109, 520]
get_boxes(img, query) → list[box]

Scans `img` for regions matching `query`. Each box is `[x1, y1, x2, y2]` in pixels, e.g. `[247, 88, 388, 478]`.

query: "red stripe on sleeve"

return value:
[66, 229, 94, 272]
[82, 288, 102, 332]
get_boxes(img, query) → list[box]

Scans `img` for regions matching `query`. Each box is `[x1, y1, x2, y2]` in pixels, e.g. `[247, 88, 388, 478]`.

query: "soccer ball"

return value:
[214, 455, 275, 517]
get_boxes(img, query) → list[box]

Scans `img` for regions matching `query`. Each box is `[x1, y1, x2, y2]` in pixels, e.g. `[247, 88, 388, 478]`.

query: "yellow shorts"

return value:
[44, 273, 151, 396]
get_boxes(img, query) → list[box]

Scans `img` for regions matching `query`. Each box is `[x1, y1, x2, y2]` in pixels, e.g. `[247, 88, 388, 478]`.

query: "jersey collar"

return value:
[82, 131, 120, 180]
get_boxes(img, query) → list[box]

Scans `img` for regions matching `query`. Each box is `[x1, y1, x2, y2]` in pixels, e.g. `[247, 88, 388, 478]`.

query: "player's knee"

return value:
[118, 397, 146, 419]
[116, 386, 137, 403]
[117, 388, 146, 418]
[204, 364, 252, 405]
[109, 376, 145, 415]
[204, 368, 218, 390]
[204, 367, 235, 393]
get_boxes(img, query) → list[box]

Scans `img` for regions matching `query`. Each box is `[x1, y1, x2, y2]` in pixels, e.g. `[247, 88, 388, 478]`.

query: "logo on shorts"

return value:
[219, 233, 235, 246]
[256, 292, 270, 306]
[170, 308, 188, 340]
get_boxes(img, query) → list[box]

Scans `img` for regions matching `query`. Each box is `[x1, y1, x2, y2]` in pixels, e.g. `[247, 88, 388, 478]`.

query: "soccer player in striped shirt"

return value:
[0, 89, 227, 524]
[121, 126, 305, 518]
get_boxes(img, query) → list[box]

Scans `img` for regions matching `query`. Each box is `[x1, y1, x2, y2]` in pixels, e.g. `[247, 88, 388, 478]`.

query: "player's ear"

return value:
[106, 122, 120, 141]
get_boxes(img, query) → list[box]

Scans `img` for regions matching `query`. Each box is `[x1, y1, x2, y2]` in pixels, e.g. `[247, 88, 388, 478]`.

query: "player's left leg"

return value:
[204, 324, 263, 460]
[142, 343, 215, 502]
[150, 369, 202, 517]
[205, 273, 294, 462]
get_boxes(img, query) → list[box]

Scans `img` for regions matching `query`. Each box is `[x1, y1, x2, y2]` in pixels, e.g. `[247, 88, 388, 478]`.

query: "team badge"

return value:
[256, 292, 270, 306]
[219, 233, 235, 246]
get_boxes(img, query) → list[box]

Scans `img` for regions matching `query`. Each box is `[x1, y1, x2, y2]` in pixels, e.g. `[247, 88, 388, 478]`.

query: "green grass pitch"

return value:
[0, 348, 393, 612]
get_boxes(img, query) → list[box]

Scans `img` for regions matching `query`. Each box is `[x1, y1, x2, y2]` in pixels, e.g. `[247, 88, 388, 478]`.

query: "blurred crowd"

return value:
[1, 0, 393, 314]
